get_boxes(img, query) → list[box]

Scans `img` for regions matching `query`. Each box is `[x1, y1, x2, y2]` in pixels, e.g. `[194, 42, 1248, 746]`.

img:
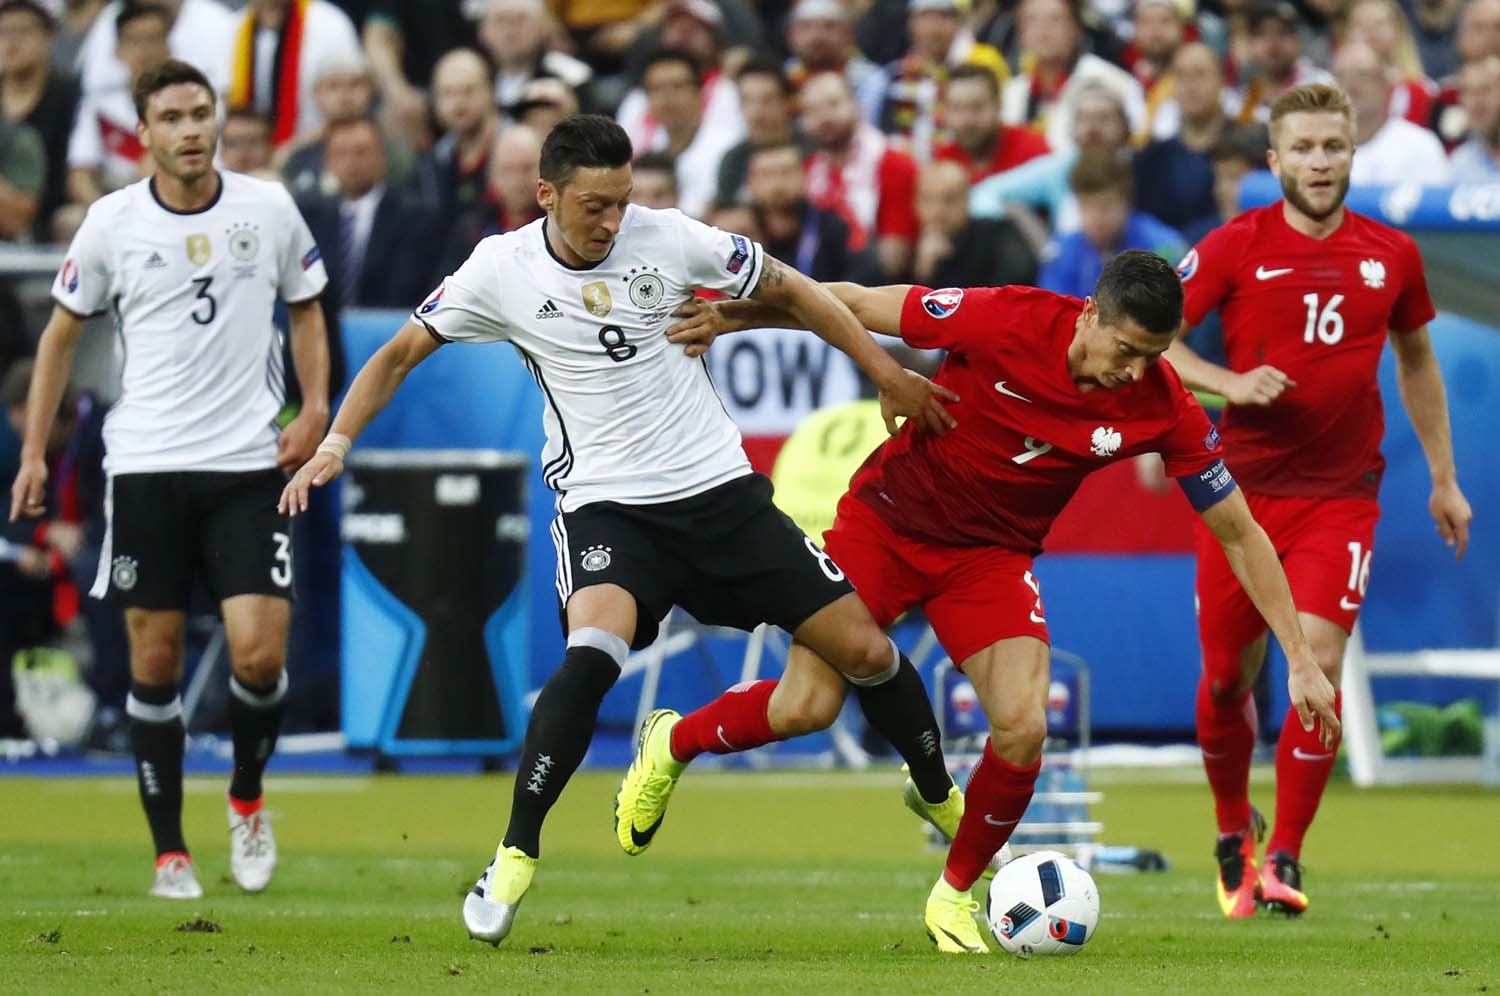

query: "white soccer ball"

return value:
[984, 849, 1100, 957]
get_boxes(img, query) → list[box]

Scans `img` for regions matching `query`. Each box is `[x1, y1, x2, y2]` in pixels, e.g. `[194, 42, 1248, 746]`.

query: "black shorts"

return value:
[93, 469, 294, 609]
[552, 473, 855, 650]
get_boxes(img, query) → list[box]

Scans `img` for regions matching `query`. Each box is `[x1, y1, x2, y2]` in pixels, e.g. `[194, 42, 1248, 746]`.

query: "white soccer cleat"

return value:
[463, 845, 537, 945]
[149, 853, 204, 899]
[228, 800, 278, 893]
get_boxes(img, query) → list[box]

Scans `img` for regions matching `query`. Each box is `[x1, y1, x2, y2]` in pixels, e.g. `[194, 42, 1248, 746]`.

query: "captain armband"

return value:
[1176, 458, 1238, 512]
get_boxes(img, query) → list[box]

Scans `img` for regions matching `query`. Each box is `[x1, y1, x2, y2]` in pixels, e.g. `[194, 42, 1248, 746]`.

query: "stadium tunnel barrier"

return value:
[338, 299, 1499, 745]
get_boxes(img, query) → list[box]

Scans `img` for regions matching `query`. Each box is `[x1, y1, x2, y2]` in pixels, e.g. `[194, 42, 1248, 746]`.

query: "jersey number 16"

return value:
[1301, 293, 1344, 345]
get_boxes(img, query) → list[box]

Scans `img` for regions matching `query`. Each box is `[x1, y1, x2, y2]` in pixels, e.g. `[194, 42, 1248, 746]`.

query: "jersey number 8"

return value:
[598, 325, 637, 362]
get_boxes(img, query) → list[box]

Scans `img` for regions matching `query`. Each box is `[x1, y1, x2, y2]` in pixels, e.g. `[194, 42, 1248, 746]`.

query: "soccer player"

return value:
[278, 114, 964, 947]
[627, 250, 1341, 953]
[9, 60, 332, 899]
[1167, 83, 1473, 918]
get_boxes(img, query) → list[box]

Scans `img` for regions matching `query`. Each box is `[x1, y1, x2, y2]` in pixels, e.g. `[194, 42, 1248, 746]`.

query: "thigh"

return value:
[678, 476, 855, 635]
[1280, 497, 1381, 636]
[553, 501, 681, 651]
[98, 473, 194, 610]
[199, 470, 295, 604]
[960, 635, 1051, 734]
[124, 607, 186, 684]
[923, 547, 1050, 667]
[221, 593, 292, 671]
[819, 491, 927, 629]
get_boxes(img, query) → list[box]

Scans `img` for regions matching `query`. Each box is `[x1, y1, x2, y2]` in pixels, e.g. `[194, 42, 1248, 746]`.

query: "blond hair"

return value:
[1268, 83, 1354, 144]
[1347, 0, 1425, 82]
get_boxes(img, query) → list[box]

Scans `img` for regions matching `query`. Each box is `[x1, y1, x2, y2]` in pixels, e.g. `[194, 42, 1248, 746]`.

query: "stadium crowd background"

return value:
[1, 0, 1497, 742]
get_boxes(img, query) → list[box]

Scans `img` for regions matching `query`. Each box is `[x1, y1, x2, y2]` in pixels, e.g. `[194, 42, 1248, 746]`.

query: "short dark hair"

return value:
[223, 106, 271, 131]
[642, 47, 702, 87]
[1211, 123, 1270, 169]
[746, 138, 802, 164]
[132, 58, 216, 121]
[1068, 149, 1134, 199]
[736, 53, 792, 95]
[633, 151, 678, 188]
[324, 115, 382, 145]
[539, 113, 633, 189]
[117, 1, 169, 34]
[1093, 249, 1184, 335]
[0, 0, 53, 31]
[946, 62, 1002, 100]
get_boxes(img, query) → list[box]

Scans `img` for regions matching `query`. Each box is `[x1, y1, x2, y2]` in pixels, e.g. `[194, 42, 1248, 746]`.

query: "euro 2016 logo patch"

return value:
[580, 545, 612, 572]
[627, 268, 665, 308]
[726, 234, 750, 274]
[1175, 248, 1199, 281]
[1204, 426, 1220, 451]
[59, 258, 80, 293]
[419, 282, 445, 315]
[111, 556, 139, 592]
[301, 245, 321, 271]
[921, 287, 964, 319]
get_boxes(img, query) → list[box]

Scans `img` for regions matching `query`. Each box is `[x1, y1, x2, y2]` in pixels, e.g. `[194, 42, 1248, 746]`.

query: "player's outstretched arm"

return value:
[8, 305, 84, 522]
[743, 257, 954, 435]
[1166, 329, 1295, 407]
[666, 283, 911, 353]
[1388, 325, 1472, 559]
[276, 298, 332, 473]
[1199, 489, 1340, 748]
[278, 319, 442, 516]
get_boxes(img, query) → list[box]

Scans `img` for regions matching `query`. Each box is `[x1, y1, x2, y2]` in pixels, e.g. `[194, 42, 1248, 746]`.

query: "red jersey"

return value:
[931, 126, 1050, 183]
[1179, 204, 1436, 499]
[850, 285, 1224, 553]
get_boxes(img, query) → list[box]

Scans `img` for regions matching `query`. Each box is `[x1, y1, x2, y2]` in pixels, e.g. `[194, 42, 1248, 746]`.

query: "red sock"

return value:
[1196, 676, 1258, 834]
[669, 680, 781, 763]
[943, 739, 1040, 891]
[228, 793, 263, 817]
[1267, 691, 1342, 858]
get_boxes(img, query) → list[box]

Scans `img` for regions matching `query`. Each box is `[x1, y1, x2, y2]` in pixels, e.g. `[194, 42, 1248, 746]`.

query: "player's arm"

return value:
[667, 282, 913, 348]
[1165, 329, 1295, 407]
[745, 259, 954, 434]
[276, 297, 333, 472]
[1196, 487, 1339, 748]
[1388, 325, 1471, 559]
[278, 319, 441, 515]
[8, 305, 85, 521]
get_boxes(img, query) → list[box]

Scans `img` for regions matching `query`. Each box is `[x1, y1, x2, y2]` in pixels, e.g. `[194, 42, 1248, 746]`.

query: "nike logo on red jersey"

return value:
[1255, 266, 1294, 280]
[994, 381, 1031, 403]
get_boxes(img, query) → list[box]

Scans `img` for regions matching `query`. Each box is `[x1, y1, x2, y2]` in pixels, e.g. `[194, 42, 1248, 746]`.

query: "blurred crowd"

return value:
[2, 0, 1498, 738]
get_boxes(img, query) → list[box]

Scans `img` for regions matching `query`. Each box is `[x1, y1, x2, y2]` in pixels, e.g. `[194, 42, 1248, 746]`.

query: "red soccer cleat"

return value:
[1214, 807, 1266, 920]
[1260, 850, 1309, 916]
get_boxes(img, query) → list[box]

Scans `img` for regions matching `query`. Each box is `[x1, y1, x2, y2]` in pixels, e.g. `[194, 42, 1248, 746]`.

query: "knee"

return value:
[128, 625, 181, 685]
[990, 709, 1046, 766]
[836, 632, 896, 682]
[230, 638, 285, 688]
[767, 683, 842, 737]
[1309, 639, 1345, 687]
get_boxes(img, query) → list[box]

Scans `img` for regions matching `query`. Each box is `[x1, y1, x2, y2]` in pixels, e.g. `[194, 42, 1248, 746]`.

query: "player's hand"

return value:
[277, 410, 327, 473]
[877, 368, 959, 437]
[1429, 479, 1472, 560]
[44, 521, 85, 561]
[8, 458, 49, 522]
[278, 452, 344, 517]
[1286, 654, 1340, 751]
[665, 298, 731, 358]
[1222, 365, 1295, 407]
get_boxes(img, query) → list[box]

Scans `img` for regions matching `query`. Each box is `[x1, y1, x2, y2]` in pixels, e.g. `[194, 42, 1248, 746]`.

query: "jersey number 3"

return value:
[191, 277, 217, 326]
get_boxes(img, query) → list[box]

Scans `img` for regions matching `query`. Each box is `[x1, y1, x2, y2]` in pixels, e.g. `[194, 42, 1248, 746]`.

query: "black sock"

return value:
[502, 645, 621, 858]
[851, 652, 953, 804]
[127, 681, 187, 857]
[228, 672, 287, 803]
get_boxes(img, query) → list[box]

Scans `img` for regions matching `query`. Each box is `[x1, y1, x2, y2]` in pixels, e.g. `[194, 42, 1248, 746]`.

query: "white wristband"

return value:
[316, 432, 351, 460]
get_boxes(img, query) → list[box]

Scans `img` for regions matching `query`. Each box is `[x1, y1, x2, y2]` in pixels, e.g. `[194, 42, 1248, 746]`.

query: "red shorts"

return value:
[822, 492, 1050, 665]
[1193, 493, 1380, 664]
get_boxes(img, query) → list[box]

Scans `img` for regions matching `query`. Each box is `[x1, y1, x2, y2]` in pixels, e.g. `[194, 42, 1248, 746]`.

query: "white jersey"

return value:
[415, 206, 766, 512]
[52, 171, 328, 475]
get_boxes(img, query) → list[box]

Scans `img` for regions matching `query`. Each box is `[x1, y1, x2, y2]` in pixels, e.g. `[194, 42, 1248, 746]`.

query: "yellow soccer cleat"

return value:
[463, 844, 537, 945]
[614, 708, 685, 855]
[902, 769, 964, 842]
[925, 876, 990, 954]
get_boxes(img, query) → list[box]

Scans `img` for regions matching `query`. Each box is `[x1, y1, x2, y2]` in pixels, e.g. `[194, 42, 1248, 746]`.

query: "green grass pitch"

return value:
[3, 768, 1497, 994]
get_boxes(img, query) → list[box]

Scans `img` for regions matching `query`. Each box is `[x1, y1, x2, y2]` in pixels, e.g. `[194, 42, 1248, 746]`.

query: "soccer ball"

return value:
[984, 849, 1100, 957]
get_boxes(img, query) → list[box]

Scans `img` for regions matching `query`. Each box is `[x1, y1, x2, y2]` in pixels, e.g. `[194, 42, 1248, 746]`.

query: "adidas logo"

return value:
[535, 299, 562, 320]
[144, 251, 167, 270]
